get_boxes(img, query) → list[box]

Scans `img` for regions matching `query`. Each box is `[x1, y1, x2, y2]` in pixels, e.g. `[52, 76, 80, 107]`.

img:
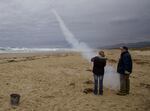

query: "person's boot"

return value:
[99, 90, 103, 95]
[93, 89, 98, 95]
[117, 91, 127, 96]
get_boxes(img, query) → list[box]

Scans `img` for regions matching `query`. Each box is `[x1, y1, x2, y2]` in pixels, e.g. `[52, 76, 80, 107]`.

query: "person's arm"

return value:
[123, 54, 131, 74]
[91, 57, 95, 72]
[104, 60, 106, 67]
[91, 57, 95, 62]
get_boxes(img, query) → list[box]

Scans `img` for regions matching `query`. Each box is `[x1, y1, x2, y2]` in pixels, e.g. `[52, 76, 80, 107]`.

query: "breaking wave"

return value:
[0, 47, 78, 53]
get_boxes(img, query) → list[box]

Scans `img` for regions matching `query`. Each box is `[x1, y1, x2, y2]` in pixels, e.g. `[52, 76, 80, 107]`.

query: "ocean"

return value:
[0, 47, 79, 53]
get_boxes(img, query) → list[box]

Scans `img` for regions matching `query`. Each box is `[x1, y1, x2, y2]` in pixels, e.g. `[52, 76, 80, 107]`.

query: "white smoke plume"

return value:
[52, 9, 120, 90]
[51, 9, 95, 61]
[104, 66, 120, 90]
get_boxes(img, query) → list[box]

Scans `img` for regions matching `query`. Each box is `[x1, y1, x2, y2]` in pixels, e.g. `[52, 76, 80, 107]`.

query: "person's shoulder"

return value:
[91, 56, 97, 59]
[91, 56, 97, 62]
[98, 56, 107, 60]
[91, 56, 107, 61]
[123, 52, 132, 60]
[124, 52, 131, 57]
[97, 57, 107, 63]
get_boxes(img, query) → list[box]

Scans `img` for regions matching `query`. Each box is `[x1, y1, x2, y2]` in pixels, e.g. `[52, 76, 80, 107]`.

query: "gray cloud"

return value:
[0, 0, 150, 48]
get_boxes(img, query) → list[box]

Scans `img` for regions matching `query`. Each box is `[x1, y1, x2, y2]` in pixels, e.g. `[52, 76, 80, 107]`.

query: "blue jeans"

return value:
[93, 74, 104, 95]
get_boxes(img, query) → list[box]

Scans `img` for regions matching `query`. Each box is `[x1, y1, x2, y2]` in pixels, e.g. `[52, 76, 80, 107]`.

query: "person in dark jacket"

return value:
[91, 51, 107, 95]
[117, 46, 133, 95]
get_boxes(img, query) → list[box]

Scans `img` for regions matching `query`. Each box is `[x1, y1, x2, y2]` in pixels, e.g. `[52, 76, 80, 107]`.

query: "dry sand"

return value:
[0, 49, 149, 111]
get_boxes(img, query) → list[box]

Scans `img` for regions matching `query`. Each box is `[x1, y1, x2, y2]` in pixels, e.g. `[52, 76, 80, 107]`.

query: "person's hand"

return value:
[125, 70, 130, 74]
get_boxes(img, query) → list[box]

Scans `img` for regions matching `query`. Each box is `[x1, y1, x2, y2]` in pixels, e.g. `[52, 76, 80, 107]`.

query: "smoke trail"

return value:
[51, 9, 95, 61]
[52, 9, 120, 90]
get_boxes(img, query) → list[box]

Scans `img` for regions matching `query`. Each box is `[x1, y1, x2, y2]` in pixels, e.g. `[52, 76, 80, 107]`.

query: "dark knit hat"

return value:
[120, 46, 128, 50]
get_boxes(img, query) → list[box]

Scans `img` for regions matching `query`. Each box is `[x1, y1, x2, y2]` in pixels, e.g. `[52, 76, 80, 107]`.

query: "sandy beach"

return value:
[0, 49, 150, 111]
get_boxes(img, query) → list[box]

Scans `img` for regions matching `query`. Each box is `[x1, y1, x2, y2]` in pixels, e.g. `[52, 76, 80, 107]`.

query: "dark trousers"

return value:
[93, 74, 104, 95]
[120, 74, 130, 94]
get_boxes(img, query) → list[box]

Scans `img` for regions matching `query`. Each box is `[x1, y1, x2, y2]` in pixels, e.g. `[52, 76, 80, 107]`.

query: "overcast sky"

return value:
[0, 0, 150, 48]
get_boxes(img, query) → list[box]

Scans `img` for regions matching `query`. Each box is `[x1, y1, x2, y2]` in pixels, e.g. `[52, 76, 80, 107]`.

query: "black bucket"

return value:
[10, 94, 20, 106]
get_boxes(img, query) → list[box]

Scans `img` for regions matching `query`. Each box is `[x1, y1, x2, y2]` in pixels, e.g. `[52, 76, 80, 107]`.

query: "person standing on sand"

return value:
[91, 51, 107, 95]
[117, 46, 133, 95]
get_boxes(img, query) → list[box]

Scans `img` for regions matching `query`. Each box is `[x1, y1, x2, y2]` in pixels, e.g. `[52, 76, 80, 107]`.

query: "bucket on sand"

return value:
[10, 94, 20, 106]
